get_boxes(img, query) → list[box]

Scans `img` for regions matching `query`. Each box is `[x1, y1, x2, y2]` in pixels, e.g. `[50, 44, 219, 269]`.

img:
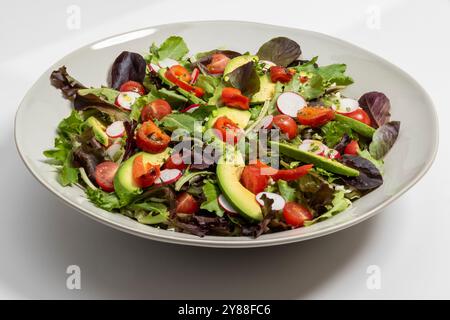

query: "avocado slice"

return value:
[157, 68, 206, 105]
[251, 74, 276, 104]
[84, 117, 109, 146]
[335, 114, 376, 138]
[206, 107, 251, 129]
[114, 150, 171, 205]
[216, 153, 263, 222]
[223, 55, 259, 80]
[271, 141, 360, 177]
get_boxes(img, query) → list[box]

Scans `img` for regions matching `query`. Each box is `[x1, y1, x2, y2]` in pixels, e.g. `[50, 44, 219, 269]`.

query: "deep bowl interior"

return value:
[15, 21, 438, 247]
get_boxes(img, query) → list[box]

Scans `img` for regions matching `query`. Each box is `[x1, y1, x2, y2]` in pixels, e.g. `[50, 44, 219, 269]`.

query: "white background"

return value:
[0, 0, 449, 299]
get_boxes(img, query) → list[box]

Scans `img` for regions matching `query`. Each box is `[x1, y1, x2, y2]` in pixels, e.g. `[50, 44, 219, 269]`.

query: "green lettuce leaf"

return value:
[77, 87, 119, 104]
[160, 112, 197, 133]
[369, 121, 400, 160]
[156, 36, 189, 61]
[277, 180, 296, 202]
[304, 191, 351, 226]
[321, 121, 355, 148]
[200, 181, 224, 217]
[86, 188, 122, 211]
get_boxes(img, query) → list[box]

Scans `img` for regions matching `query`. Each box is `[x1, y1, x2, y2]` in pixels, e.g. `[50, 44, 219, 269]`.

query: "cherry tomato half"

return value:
[119, 81, 145, 95]
[272, 114, 298, 140]
[283, 202, 313, 227]
[176, 192, 199, 214]
[240, 165, 269, 194]
[141, 99, 172, 121]
[163, 153, 188, 170]
[135, 120, 170, 153]
[206, 53, 230, 74]
[344, 140, 360, 155]
[132, 155, 160, 188]
[221, 87, 249, 110]
[297, 106, 335, 128]
[168, 65, 191, 83]
[94, 161, 119, 192]
[344, 109, 371, 126]
[270, 66, 293, 83]
[213, 116, 243, 144]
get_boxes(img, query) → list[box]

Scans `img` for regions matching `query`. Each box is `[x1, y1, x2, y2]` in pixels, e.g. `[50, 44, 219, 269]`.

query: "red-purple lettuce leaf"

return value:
[358, 91, 391, 128]
[256, 37, 302, 67]
[110, 51, 146, 90]
[369, 121, 400, 160]
[226, 61, 260, 96]
[50, 66, 86, 100]
[341, 155, 383, 191]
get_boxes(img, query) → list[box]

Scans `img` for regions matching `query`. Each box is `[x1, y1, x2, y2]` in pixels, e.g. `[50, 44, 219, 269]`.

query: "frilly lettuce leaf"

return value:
[304, 191, 351, 226]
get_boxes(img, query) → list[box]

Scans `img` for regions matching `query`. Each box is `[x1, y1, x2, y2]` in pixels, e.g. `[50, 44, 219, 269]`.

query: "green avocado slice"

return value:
[335, 114, 376, 138]
[114, 150, 171, 205]
[216, 153, 263, 222]
[271, 141, 360, 177]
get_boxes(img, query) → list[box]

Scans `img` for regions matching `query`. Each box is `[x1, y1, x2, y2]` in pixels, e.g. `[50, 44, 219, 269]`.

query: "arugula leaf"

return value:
[86, 187, 122, 211]
[157, 36, 189, 61]
[277, 180, 296, 202]
[321, 121, 355, 148]
[316, 64, 354, 86]
[304, 191, 351, 226]
[160, 113, 197, 133]
[200, 181, 224, 217]
[57, 110, 84, 139]
[59, 157, 79, 186]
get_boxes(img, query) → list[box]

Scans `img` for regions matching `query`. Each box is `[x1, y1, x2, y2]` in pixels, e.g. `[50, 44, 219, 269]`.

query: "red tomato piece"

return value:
[176, 192, 199, 214]
[221, 87, 250, 110]
[94, 161, 119, 192]
[272, 114, 298, 139]
[283, 202, 313, 227]
[164, 68, 205, 98]
[344, 109, 372, 126]
[240, 165, 270, 194]
[163, 153, 188, 170]
[213, 116, 243, 144]
[206, 53, 230, 74]
[270, 66, 293, 83]
[297, 106, 335, 127]
[135, 120, 170, 153]
[168, 65, 191, 83]
[132, 155, 160, 188]
[141, 99, 172, 121]
[344, 140, 360, 155]
[269, 164, 314, 181]
[119, 81, 145, 95]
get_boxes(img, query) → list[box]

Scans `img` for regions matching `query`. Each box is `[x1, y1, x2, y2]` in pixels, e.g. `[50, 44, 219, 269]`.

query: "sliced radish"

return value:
[332, 98, 360, 114]
[255, 192, 286, 211]
[276, 92, 307, 117]
[181, 104, 200, 113]
[260, 115, 274, 129]
[154, 169, 182, 185]
[106, 121, 125, 138]
[158, 58, 179, 68]
[147, 63, 160, 73]
[325, 148, 341, 160]
[106, 142, 122, 160]
[299, 139, 327, 156]
[115, 91, 141, 110]
[190, 68, 200, 84]
[218, 194, 238, 214]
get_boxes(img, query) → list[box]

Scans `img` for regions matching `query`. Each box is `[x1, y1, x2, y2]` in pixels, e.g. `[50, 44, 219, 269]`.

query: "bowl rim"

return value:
[14, 20, 439, 248]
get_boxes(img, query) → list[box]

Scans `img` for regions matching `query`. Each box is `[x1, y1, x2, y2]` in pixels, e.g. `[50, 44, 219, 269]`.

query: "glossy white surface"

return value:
[1, 0, 449, 298]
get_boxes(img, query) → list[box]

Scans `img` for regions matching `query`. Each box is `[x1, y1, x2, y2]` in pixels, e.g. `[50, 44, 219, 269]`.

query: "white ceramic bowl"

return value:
[14, 21, 438, 248]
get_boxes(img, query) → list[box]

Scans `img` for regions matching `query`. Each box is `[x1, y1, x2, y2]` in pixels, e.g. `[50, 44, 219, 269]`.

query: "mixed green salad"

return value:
[45, 36, 400, 237]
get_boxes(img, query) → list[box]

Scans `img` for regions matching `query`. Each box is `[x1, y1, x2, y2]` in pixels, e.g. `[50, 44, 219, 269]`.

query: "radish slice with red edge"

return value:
[190, 68, 200, 84]
[115, 91, 141, 110]
[298, 139, 327, 156]
[332, 98, 360, 114]
[147, 63, 160, 73]
[218, 194, 238, 214]
[325, 149, 341, 160]
[158, 58, 179, 68]
[260, 115, 274, 129]
[276, 92, 307, 117]
[106, 121, 125, 138]
[255, 192, 286, 211]
[181, 104, 200, 113]
[154, 169, 182, 185]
